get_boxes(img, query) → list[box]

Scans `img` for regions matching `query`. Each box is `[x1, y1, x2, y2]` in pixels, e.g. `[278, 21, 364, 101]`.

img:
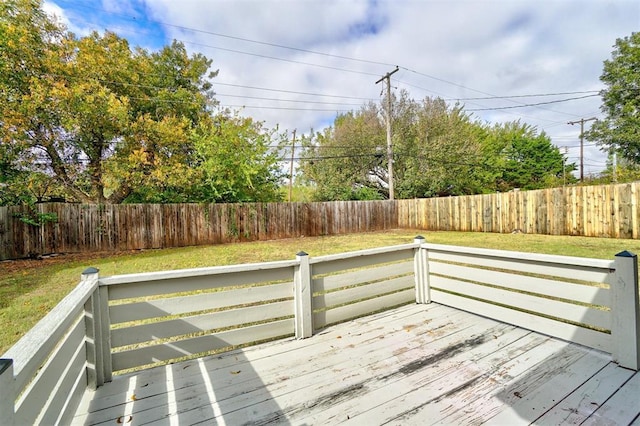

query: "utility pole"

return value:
[563, 147, 568, 187]
[567, 117, 596, 182]
[288, 129, 296, 202]
[376, 66, 399, 200]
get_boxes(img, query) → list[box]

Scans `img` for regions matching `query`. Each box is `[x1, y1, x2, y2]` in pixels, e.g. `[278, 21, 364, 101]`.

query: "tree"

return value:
[191, 112, 285, 203]
[0, 1, 230, 204]
[486, 122, 576, 191]
[301, 93, 492, 200]
[586, 32, 640, 162]
[301, 104, 386, 201]
[300, 91, 575, 200]
[42, 32, 217, 203]
[0, 0, 65, 204]
[394, 96, 490, 197]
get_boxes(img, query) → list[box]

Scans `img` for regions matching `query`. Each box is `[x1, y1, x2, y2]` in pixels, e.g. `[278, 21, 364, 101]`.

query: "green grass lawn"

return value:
[2, 229, 640, 354]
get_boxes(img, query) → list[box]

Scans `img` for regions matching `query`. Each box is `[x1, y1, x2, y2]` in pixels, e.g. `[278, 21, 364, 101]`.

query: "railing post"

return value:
[0, 359, 15, 425]
[611, 251, 640, 370]
[100, 284, 113, 383]
[414, 236, 430, 304]
[294, 251, 313, 339]
[83, 267, 112, 389]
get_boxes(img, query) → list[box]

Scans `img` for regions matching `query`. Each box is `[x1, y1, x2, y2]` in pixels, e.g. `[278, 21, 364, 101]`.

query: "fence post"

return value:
[611, 251, 640, 370]
[0, 359, 15, 425]
[414, 236, 430, 304]
[294, 251, 313, 339]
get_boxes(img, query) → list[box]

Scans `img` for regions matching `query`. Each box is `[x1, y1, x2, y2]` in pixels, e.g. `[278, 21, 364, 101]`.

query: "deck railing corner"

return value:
[82, 267, 113, 388]
[611, 250, 640, 370]
[413, 236, 430, 304]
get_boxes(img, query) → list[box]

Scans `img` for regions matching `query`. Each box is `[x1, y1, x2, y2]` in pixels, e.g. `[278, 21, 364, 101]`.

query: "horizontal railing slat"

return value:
[314, 289, 414, 329]
[313, 276, 414, 311]
[111, 319, 294, 372]
[310, 245, 416, 276]
[32, 340, 87, 425]
[430, 276, 611, 330]
[105, 263, 296, 301]
[54, 365, 89, 426]
[2, 279, 96, 387]
[15, 315, 86, 421]
[431, 289, 611, 351]
[313, 261, 413, 293]
[423, 243, 616, 270]
[427, 248, 613, 283]
[111, 301, 293, 348]
[101, 260, 299, 286]
[109, 282, 292, 324]
[430, 261, 611, 307]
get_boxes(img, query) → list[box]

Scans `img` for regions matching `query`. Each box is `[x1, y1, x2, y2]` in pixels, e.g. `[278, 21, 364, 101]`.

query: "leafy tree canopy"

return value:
[0, 0, 283, 206]
[300, 91, 574, 200]
[586, 32, 640, 162]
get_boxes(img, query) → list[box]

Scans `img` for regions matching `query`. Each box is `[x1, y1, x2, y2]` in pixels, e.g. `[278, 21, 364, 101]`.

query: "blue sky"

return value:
[43, 0, 640, 174]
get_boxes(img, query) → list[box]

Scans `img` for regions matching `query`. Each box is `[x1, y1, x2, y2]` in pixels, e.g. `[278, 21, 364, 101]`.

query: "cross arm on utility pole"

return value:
[568, 117, 597, 182]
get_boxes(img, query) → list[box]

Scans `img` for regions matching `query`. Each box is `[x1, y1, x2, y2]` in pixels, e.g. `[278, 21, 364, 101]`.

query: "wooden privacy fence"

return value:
[2, 182, 640, 260]
[398, 182, 640, 239]
[0, 201, 396, 260]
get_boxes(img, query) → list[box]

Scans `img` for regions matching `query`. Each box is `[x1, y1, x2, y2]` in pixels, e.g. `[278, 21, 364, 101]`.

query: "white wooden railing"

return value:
[1, 238, 639, 424]
[420, 242, 640, 369]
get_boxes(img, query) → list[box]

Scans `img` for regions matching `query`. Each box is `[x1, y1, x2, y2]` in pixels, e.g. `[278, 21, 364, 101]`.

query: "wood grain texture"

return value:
[111, 319, 294, 372]
[430, 275, 611, 330]
[109, 282, 292, 324]
[1, 200, 397, 260]
[5, 183, 640, 260]
[430, 260, 610, 306]
[431, 289, 611, 351]
[72, 303, 640, 426]
[425, 243, 614, 283]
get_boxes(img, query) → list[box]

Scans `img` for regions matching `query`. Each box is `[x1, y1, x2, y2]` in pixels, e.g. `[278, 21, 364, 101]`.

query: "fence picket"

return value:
[3, 183, 640, 260]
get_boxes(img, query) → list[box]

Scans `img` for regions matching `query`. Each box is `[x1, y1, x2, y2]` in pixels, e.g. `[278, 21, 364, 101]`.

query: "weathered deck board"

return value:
[533, 362, 635, 425]
[73, 303, 640, 425]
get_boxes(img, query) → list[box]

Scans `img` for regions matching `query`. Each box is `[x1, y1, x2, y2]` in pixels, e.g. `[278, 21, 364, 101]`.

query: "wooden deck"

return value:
[73, 303, 640, 425]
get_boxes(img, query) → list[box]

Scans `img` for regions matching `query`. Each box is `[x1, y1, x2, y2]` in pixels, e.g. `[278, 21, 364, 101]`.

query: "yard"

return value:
[3, 229, 640, 424]
[2, 229, 640, 355]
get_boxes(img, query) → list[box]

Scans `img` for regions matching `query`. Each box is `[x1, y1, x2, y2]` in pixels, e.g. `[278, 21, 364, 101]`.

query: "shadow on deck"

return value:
[3, 241, 640, 425]
[73, 303, 640, 425]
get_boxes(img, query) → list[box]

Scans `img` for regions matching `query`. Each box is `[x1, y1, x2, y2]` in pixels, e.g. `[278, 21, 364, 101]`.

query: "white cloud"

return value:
[54, 0, 640, 174]
[42, 1, 71, 29]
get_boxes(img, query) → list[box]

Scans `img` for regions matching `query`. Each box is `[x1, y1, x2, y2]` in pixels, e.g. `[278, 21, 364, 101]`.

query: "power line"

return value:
[55, 0, 599, 114]
[214, 82, 377, 101]
[222, 104, 350, 112]
[447, 90, 600, 101]
[184, 39, 381, 77]
[44, 0, 612, 138]
[215, 93, 364, 107]
[466, 94, 599, 111]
